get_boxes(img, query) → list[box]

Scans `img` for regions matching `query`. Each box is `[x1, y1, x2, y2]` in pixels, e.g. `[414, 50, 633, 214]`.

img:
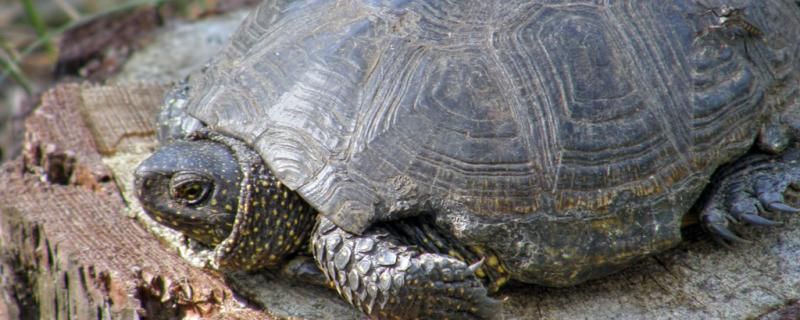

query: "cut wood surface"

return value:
[0, 83, 268, 320]
[1, 5, 799, 319]
[2, 80, 798, 320]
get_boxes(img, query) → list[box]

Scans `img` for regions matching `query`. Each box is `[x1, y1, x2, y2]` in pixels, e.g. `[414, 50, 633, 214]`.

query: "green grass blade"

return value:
[0, 56, 32, 94]
[20, 0, 57, 57]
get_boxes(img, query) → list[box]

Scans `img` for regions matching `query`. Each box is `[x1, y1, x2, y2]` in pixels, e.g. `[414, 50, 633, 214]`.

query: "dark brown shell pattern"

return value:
[181, 0, 800, 285]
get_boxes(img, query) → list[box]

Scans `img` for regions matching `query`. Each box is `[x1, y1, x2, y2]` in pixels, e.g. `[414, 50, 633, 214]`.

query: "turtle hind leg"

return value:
[700, 147, 800, 244]
[312, 217, 499, 320]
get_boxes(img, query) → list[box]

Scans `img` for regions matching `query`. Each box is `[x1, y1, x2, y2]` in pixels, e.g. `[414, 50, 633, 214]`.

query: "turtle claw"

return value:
[281, 256, 330, 287]
[764, 201, 800, 214]
[313, 217, 498, 320]
[468, 258, 486, 274]
[707, 221, 750, 244]
[740, 213, 781, 226]
[700, 149, 800, 244]
[702, 209, 750, 244]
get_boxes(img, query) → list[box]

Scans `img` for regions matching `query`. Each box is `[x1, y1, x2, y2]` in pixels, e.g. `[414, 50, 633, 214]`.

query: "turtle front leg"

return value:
[312, 217, 499, 320]
[700, 146, 800, 243]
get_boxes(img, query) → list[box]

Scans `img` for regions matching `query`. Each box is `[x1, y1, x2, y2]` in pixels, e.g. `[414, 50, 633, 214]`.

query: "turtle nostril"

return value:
[133, 166, 159, 199]
[133, 175, 147, 199]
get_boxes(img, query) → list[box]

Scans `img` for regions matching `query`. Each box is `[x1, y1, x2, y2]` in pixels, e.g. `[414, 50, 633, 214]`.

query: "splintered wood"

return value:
[2, 82, 799, 320]
[0, 83, 268, 320]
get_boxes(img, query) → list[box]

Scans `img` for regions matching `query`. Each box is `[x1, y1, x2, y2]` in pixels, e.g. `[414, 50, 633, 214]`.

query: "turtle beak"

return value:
[132, 159, 167, 218]
[133, 162, 158, 200]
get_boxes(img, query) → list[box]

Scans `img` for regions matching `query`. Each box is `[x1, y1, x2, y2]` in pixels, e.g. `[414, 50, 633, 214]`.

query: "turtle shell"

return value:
[180, 0, 800, 285]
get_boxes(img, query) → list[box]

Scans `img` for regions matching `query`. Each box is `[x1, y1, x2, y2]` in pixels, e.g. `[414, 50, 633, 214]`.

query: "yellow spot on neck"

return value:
[487, 255, 499, 267]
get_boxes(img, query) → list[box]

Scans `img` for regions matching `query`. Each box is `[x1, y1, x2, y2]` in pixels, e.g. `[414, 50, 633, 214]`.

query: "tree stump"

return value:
[0, 83, 267, 320]
[1, 8, 799, 320]
[3, 79, 799, 320]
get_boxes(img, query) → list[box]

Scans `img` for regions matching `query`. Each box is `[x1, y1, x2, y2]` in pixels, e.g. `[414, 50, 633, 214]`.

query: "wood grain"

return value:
[1, 67, 797, 320]
[0, 83, 268, 320]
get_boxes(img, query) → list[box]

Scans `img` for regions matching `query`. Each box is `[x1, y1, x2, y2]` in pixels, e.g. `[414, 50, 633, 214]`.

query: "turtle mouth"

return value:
[133, 168, 169, 214]
[133, 168, 234, 245]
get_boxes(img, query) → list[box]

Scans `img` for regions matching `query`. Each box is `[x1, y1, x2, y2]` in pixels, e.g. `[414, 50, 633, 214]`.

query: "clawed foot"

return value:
[701, 150, 800, 244]
[312, 217, 499, 319]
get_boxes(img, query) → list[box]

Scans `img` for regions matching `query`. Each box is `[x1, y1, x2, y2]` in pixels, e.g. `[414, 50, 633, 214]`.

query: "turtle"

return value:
[133, 0, 800, 319]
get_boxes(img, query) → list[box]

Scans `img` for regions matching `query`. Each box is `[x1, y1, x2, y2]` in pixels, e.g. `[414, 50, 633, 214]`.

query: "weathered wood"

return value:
[76, 82, 164, 155]
[3, 80, 800, 320]
[0, 84, 269, 320]
[3, 6, 800, 318]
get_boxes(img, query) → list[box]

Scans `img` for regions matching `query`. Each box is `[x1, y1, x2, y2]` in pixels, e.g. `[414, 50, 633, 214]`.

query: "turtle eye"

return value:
[170, 172, 212, 205]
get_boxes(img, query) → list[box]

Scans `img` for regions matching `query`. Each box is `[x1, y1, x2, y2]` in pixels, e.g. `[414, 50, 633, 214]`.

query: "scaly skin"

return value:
[135, 129, 316, 270]
[701, 145, 800, 243]
[194, 130, 317, 269]
[136, 126, 800, 319]
[133, 139, 240, 246]
[313, 217, 499, 320]
[134, 131, 505, 319]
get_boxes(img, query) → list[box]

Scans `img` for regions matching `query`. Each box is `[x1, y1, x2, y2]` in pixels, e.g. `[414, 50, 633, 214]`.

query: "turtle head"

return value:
[134, 129, 317, 270]
[134, 139, 240, 246]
